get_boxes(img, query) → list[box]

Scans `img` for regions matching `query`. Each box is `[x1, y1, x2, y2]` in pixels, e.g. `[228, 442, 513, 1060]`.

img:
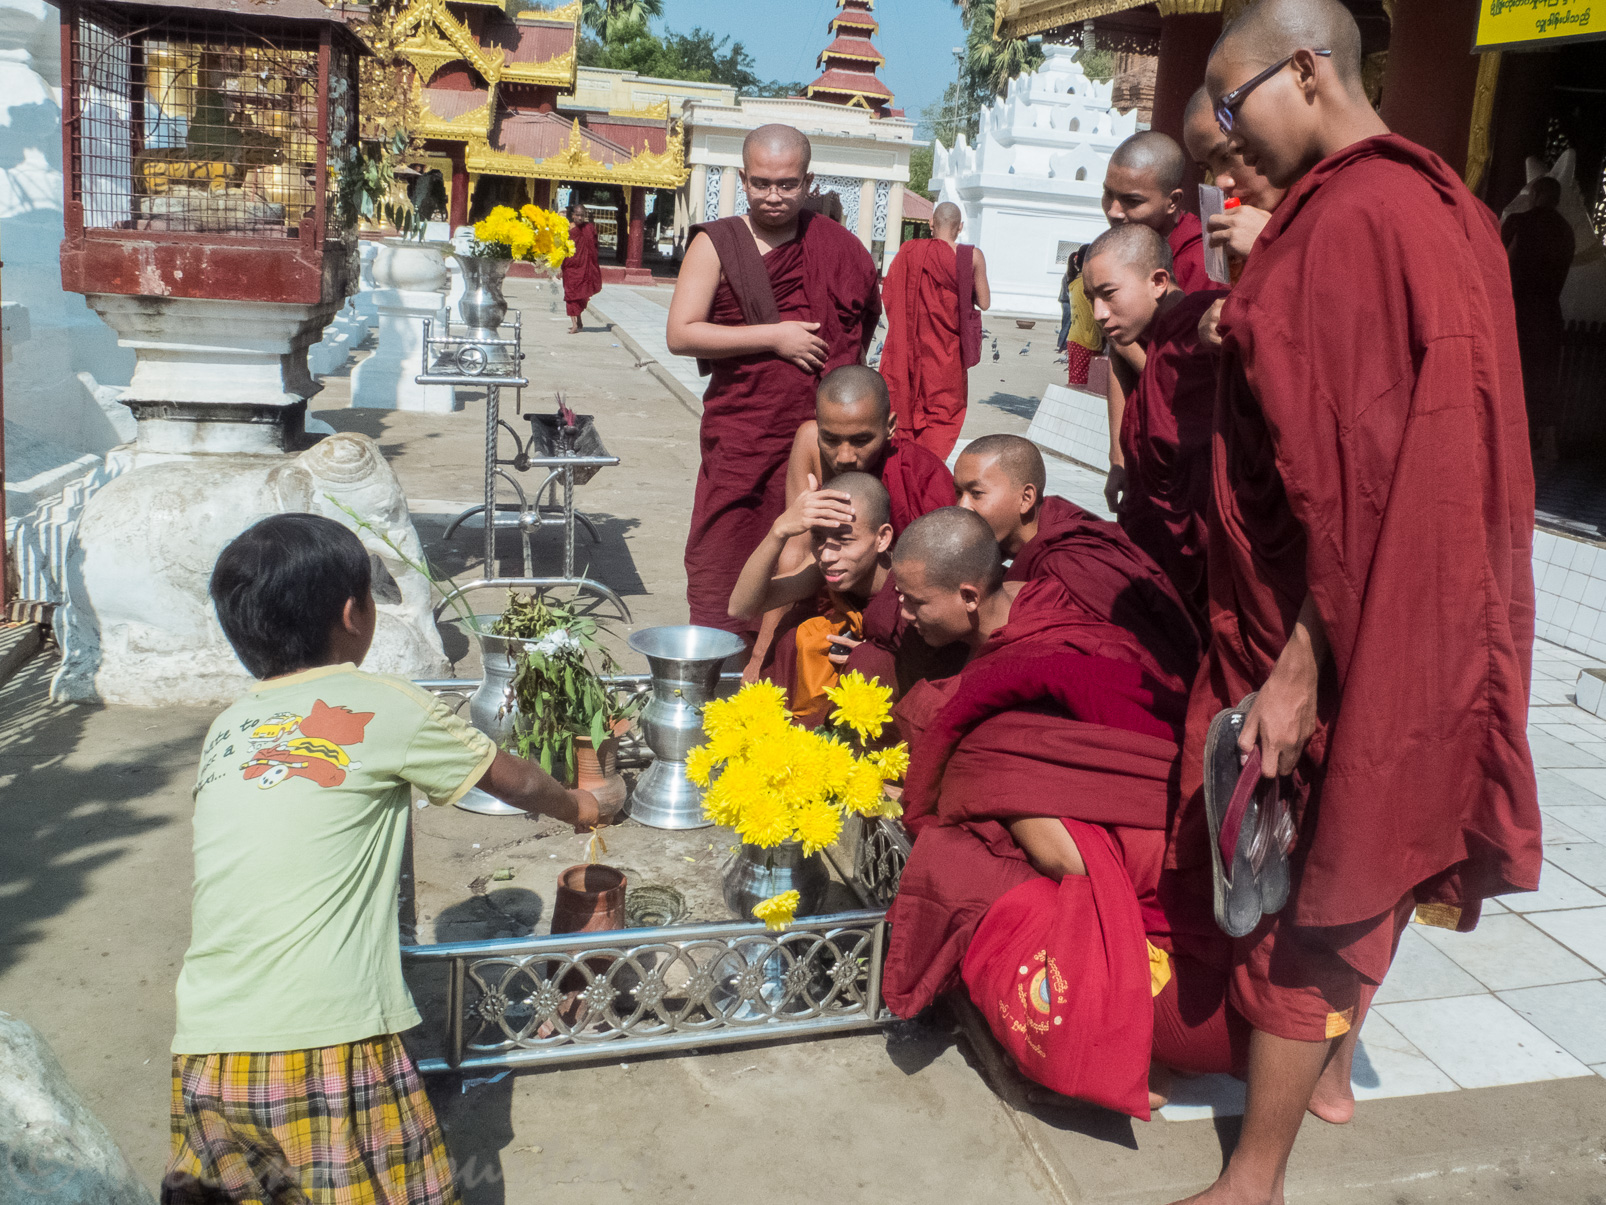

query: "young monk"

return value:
[879, 201, 991, 459]
[1100, 130, 1210, 514]
[1182, 87, 1287, 350]
[1171, 1, 1540, 1200]
[667, 123, 881, 644]
[1082, 224, 1223, 634]
[728, 471, 895, 724]
[954, 433, 1200, 690]
[884, 508, 1243, 1116]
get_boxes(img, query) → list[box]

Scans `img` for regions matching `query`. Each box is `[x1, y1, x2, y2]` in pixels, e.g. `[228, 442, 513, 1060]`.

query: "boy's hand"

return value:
[773, 474, 854, 540]
[1206, 205, 1272, 262]
[826, 632, 862, 667]
[770, 321, 828, 372]
[569, 787, 604, 831]
[1198, 298, 1225, 350]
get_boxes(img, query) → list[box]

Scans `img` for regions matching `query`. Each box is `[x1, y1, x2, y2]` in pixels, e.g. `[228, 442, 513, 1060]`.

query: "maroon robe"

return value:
[562, 221, 601, 317]
[1118, 289, 1226, 635]
[684, 211, 881, 634]
[1176, 136, 1539, 1006]
[880, 238, 970, 459]
[1007, 495, 1202, 694]
[1165, 211, 1211, 294]
[878, 438, 956, 535]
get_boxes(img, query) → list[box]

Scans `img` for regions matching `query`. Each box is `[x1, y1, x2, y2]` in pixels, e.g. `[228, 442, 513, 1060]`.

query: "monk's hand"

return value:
[1207, 205, 1272, 262]
[569, 787, 603, 833]
[1104, 463, 1128, 515]
[772, 320, 829, 373]
[775, 474, 855, 539]
[1239, 626, 1321, 780]
[1198, 298, 1225, 350]
[826, 632, 862, 667]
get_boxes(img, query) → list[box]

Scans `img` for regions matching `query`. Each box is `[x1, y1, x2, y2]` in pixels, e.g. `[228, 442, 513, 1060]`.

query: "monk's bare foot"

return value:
[1307, 1023, 1359, 1124]
[1149, 1061, 1173, 1109]
[1164, 1170, 1282, 1205]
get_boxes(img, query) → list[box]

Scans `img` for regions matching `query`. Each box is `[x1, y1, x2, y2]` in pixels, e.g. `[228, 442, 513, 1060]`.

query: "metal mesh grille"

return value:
[69, 4, 336, 238]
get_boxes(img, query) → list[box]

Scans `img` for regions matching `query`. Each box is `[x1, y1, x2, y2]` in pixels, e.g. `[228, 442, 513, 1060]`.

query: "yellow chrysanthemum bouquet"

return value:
[468, 204, 576, 270]
[687, 672, 907, 930]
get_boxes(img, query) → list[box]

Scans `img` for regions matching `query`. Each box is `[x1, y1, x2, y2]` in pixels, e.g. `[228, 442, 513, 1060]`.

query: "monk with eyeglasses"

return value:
[667, 124, 882, 653]
[1166, 0, 1539, 1200]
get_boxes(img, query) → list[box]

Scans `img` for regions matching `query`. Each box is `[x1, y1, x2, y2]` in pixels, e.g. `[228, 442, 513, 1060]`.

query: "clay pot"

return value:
[549, 864, 628, 935]
[574, 736, 628, 819]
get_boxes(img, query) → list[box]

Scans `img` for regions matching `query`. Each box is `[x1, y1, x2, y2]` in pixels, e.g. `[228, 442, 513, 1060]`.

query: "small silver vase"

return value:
[457, 623, 528, 816]
[722, 839, 830, 924]
[455, 254, 511, 342]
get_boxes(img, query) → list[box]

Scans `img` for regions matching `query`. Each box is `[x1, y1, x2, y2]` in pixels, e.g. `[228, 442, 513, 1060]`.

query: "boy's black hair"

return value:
[209, 513, 372, 679]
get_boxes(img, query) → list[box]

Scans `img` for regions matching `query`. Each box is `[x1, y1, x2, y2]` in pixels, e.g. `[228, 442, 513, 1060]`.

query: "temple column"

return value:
[626, 186, 646, 269]
[857, 178, 876, 246]
[613, 187, 627, 264]
[883, 181, 905, 268]
[688, 163, 707, 226]
[1379, 0, 1483, 176]
[1151, 5, 1222, 211]
[718, 166, 738, 217]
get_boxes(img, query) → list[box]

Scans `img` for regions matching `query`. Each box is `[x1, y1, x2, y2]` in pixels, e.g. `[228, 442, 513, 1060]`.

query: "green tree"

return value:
[577, 21, 798, 94]
[962, 0, 1043, 96]
[580, 0, 663, 44]
[1076, 46, 1116, 83]
[907, 144, 934, 198]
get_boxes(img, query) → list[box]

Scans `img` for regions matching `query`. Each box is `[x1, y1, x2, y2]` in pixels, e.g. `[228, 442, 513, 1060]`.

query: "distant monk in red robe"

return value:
[1101, 131, 1210, 515]
[882, 509, 1241, 1115]
[728, 472, 895, 724]
[666, 123, 882, 643]
[562, 203, 602, 335]
[1168, 2, 1540, 1200]
[1183, 86, 1286, 350]
[1503, 175, 1575, 463]
[879, 202, 991, 460]
[1083, 224, 1224, 634]
[953, 433, 1201, 691]
[743, 364, 956, 682]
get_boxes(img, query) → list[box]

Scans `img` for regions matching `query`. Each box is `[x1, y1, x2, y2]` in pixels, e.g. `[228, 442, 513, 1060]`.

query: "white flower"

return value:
[534, 629, 580, 657]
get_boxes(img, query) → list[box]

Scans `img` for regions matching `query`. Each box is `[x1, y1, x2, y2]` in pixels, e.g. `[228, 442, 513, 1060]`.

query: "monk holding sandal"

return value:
[667, 124, 881, 644]
[1170, 1, 1540, 1201]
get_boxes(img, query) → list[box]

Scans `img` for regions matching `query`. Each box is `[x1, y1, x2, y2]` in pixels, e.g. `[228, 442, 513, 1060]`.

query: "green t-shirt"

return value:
[173, 664, 496, 1055]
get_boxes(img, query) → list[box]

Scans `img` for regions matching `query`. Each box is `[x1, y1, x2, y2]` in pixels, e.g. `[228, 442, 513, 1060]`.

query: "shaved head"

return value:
[958, 434, 1045, 496]
[1109, 131, 1187, 195]
[818, 364, 891, 423]
[893, 507, 1004, 593]
[1184, 86, 1214, 129]
[1085, 223, 1173, 279]
[932, 201, 962, 236]
[1215, 0, 1364, 88]
[743, 123, 812, 172]
[830, 471, 892, 531]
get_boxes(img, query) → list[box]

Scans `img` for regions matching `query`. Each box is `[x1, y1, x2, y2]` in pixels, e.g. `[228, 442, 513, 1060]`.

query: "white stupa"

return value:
[932, 44, 1138, 319]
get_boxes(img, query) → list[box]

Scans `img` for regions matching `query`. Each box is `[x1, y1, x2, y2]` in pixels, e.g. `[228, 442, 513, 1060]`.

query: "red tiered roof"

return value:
[806, 0, 893, 113]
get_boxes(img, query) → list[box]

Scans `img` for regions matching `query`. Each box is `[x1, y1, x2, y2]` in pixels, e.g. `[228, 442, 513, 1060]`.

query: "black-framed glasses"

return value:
[1215, 49, 1331, 131]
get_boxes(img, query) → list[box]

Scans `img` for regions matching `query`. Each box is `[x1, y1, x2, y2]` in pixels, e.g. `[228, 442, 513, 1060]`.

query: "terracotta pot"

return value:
[574, 736, 627, 818]
[549, 864, 628, 935]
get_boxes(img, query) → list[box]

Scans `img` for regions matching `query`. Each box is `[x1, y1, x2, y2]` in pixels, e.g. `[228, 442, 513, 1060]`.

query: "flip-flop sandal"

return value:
[1203, 693, 1294, 938]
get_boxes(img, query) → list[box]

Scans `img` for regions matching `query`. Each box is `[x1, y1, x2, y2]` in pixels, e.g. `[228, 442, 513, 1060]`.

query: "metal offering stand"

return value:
[420, 314, 628, 620]
[401, 811, 910, 1075]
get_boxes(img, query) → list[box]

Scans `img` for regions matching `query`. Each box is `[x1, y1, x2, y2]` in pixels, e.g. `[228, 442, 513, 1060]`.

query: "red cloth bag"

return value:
[957, 244, 982, 369]
[961, 817, 1156, 1119]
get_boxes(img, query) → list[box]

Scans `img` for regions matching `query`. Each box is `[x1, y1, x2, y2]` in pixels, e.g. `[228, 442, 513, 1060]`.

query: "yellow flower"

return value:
[752, 889, 800, 931]
[794, 797, 844, 855]
[841, 757, 886, 816]
[868, 742, 910, 782]
[824, 671, 893, 742]
[816, 737, 856, 795]
[684, 743, 719, 787]
[734, 787, 794, 848]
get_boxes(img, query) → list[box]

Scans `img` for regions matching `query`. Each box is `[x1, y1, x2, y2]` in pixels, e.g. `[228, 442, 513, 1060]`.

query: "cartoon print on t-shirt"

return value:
[240, 700, 375, 789]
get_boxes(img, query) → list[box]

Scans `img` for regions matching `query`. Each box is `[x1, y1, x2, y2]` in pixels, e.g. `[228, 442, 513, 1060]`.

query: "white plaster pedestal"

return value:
[54, 295, 450, 706]
[349, 240, 456, 413]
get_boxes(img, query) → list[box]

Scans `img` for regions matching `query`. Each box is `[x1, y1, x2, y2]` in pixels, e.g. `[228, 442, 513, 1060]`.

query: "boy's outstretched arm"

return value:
[477, 749, 610, 830]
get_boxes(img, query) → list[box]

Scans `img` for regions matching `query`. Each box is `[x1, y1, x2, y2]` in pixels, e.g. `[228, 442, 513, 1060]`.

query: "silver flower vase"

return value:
[722, 839, 830, 924]
[454, 254, 512, 360]
[457, 624, 527, 816]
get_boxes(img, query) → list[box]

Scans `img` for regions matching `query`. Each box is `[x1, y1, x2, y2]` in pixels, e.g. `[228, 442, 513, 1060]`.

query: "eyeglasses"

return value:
[744, 177, 805, 197]
[1215, 49, 1331, 132]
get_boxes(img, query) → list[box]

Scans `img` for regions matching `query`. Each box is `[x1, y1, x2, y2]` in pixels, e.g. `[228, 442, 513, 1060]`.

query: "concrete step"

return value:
[0, 620, 44, 692]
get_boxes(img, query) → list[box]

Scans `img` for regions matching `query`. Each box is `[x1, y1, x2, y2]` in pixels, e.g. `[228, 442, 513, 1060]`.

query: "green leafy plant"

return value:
[494, 593, 640, 781]
[336, 131, 442, 236]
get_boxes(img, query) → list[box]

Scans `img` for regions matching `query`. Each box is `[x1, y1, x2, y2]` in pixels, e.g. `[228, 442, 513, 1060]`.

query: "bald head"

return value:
[1215, 0, 1364, 88]
[818, 364, 891, 423]
[1109, 131, 1187, 196]
[893, 507, 1004, 593]
[743, 123, 812, 172]
[958, 434, 1045, 496]
[1085, 223, 1174, 279]
[932, 202, 962, 237]
[830, 471, 892, 532]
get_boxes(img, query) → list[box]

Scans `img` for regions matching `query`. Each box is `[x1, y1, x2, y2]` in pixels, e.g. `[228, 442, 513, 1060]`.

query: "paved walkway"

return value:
[595, 282, 1606, 1121]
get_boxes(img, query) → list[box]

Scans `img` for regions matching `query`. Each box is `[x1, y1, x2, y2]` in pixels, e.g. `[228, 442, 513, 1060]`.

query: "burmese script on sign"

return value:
[1475, 0, 1598, 49]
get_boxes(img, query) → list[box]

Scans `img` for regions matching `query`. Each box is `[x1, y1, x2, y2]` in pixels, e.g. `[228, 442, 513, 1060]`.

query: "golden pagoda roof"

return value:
[994, 0, 1220, 38]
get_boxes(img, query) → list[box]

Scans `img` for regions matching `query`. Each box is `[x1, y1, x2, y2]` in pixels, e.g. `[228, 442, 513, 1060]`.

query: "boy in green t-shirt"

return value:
[163, 514, 609, 1205]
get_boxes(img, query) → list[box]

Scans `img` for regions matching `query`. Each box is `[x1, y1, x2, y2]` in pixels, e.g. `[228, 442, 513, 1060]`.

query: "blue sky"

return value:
[655, 0, 967, 132]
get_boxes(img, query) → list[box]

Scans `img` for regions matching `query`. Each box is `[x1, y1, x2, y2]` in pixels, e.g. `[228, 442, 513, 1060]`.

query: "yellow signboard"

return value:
[1474, 0, 1604, 50]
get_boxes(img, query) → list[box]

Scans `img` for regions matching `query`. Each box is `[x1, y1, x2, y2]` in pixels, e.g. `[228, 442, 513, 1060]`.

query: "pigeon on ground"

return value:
[991, 337, 1000, 363]
[1019, 342, 1031, 356]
